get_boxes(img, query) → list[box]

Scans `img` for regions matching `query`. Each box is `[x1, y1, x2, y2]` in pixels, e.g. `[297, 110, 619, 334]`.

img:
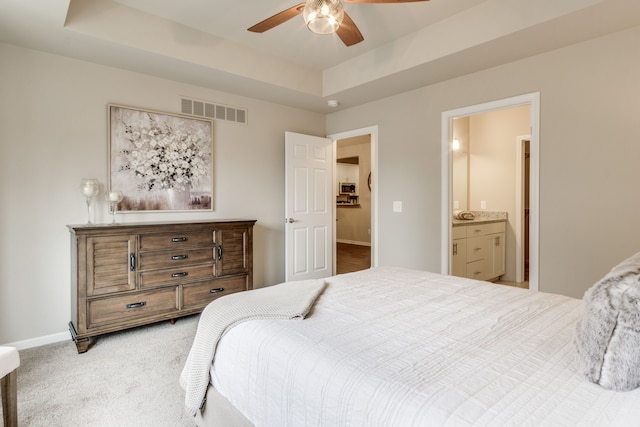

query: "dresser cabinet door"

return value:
[215, 227, 250, 277]
[485, 232, 506, 280]
[86, 235, 136, 296]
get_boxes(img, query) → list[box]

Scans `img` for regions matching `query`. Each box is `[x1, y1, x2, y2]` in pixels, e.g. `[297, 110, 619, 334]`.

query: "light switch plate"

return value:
[393, 201, 403, 212]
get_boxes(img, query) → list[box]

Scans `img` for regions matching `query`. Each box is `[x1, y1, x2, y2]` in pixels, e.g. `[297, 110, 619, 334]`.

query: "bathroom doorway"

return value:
[441, 93, 540, 291]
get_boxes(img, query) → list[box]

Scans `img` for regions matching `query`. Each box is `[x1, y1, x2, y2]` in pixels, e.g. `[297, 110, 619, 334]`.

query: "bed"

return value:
[182, 266, 640, 426]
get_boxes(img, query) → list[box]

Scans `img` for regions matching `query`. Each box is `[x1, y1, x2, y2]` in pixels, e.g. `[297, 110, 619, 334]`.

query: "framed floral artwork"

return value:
[108, 104, 214, 212]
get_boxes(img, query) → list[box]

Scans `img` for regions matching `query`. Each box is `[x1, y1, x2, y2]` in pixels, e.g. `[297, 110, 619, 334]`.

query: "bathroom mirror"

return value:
[452, 150, 468, 211]
[451, 117, 469, 211]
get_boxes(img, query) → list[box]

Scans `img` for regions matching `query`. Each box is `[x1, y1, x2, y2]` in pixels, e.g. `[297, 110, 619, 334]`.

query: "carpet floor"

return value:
[2, 315, 201, 426]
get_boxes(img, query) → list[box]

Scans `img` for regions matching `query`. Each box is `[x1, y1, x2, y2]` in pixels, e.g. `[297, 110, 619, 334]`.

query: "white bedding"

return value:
[209, 267, 640, 426]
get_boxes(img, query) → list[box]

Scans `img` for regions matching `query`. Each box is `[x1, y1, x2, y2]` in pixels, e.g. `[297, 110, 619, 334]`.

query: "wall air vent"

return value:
[180, 97, 247, 125]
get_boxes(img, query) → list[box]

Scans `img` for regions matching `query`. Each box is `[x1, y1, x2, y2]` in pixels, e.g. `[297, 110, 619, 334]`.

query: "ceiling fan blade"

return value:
[248, 3, 306, 33]
[336, 12, 364, 47]
[344, 0, 428, 3]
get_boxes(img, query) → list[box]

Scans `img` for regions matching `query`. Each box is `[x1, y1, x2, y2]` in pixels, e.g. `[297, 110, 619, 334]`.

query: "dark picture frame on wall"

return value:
[108, 104, 214, 212]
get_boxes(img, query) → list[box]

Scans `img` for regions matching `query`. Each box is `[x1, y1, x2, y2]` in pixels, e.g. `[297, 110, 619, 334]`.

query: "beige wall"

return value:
[3, 24, 640, 345]
[327, 25, 640, 299]
[0, 43, 325, 344]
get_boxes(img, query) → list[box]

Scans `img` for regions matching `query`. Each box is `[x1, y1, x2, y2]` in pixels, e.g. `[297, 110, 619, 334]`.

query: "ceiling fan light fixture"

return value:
[303, 0, 344, 35]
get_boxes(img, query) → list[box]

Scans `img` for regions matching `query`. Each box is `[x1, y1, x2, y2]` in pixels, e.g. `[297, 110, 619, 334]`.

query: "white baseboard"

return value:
[336, 239, 371, 246]
[4, 330, 71, 351]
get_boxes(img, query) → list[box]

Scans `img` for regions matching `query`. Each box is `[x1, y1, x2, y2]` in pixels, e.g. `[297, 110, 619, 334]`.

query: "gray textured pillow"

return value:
[574, 252, 640, 391]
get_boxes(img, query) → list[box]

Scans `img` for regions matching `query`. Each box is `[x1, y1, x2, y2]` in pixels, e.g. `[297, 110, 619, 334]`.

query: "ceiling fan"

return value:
[248, 0, 429, 47]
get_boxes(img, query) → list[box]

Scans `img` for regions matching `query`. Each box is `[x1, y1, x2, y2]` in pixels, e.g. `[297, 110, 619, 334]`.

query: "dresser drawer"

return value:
[485, 221, 505, 234]
[138, 247, 215, 270]
[466, 236, 485, 262]
[182, 276, 247, 310]
[139, 230, 214, 251]
[87, 287, 177, 328]
[466, 260, 485, 280]
[467, 224, 490, 237]
[139, 264, 215, 289]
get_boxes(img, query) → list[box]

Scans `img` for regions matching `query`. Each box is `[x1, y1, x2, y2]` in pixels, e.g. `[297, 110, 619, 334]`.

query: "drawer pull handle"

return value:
[474, 247, 482, 251]
[126, 301, 146, 309]
[171, 254, 188, 260]
[129, 253, 136, 271]
[210, 288, 225, 293]
[171, 237, 188, 242]
[217, 245, 223, 260]
[171, 272, 189, 278]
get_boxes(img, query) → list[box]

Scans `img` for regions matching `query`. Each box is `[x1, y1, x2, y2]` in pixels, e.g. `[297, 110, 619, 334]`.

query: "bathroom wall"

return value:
[468, 105, 530, 281]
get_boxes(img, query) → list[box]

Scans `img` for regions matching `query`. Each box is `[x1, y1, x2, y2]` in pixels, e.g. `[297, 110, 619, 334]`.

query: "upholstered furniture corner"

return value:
[0, 346, 20, 427]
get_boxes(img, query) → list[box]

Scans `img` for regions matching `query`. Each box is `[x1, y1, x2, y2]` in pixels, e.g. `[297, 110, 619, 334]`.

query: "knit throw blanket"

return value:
[574, 252, 640, 391]
[180, 278, 327, 416]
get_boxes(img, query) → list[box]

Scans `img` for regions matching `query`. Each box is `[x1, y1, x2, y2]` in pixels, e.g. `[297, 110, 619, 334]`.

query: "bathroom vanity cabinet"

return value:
[452, 220, 505, 281]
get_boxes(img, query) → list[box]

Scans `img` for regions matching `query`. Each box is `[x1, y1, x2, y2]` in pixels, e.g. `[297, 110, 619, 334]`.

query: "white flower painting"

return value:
[109, 105, 213, 211]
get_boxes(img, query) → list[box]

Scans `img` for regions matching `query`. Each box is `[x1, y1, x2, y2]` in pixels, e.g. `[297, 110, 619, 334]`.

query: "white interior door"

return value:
[285, 132, 333, 281]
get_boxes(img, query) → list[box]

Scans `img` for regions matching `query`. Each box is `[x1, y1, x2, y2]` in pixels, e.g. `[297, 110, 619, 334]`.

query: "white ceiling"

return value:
[111, 0, 488, 70]
[1, 0, 639, 113]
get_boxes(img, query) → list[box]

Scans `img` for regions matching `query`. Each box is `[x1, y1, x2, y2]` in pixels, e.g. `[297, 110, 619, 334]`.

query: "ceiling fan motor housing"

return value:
[303, 0, 345, 34]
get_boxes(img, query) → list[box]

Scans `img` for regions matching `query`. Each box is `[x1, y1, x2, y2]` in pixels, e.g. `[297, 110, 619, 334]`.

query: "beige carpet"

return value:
[2, 314, 200, 426]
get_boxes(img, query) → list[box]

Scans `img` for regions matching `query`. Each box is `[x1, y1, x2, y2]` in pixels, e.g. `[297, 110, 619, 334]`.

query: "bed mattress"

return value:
[209, 267, 640, 426]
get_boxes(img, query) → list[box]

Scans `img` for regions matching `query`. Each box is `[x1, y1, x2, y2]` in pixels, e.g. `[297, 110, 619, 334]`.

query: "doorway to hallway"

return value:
[329, 126, 378, 274]
[335, 134, 372, 274]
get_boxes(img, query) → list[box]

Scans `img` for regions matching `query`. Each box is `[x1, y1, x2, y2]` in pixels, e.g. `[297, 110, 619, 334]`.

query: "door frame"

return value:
[516, 134, 530, 283]
[440, 93, 540, 291]
[327, 126, 379, 272]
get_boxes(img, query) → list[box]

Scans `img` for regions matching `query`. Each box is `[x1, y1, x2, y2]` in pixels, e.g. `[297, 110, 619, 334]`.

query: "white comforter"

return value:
[210, 267, 640, 426]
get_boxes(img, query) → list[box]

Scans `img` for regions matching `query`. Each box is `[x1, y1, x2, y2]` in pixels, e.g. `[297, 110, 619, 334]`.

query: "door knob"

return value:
[286, 218, 299, 223]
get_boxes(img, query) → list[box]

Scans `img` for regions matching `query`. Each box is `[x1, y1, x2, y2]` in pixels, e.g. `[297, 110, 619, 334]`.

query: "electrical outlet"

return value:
[393, 201, 403, 213]
[454, 200, 459, 209]
[480, 200, 487, 210]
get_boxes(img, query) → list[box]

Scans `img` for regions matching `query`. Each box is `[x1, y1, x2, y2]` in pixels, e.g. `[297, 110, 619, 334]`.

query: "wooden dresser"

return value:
[68, 219, 256, 353]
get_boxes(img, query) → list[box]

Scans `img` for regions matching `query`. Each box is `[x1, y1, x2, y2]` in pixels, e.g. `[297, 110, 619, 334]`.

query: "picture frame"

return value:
[108, 104, 214, 212]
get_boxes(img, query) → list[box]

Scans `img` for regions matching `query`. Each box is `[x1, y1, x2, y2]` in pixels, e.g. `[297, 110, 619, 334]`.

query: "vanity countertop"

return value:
[452, 211, 507, 227]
